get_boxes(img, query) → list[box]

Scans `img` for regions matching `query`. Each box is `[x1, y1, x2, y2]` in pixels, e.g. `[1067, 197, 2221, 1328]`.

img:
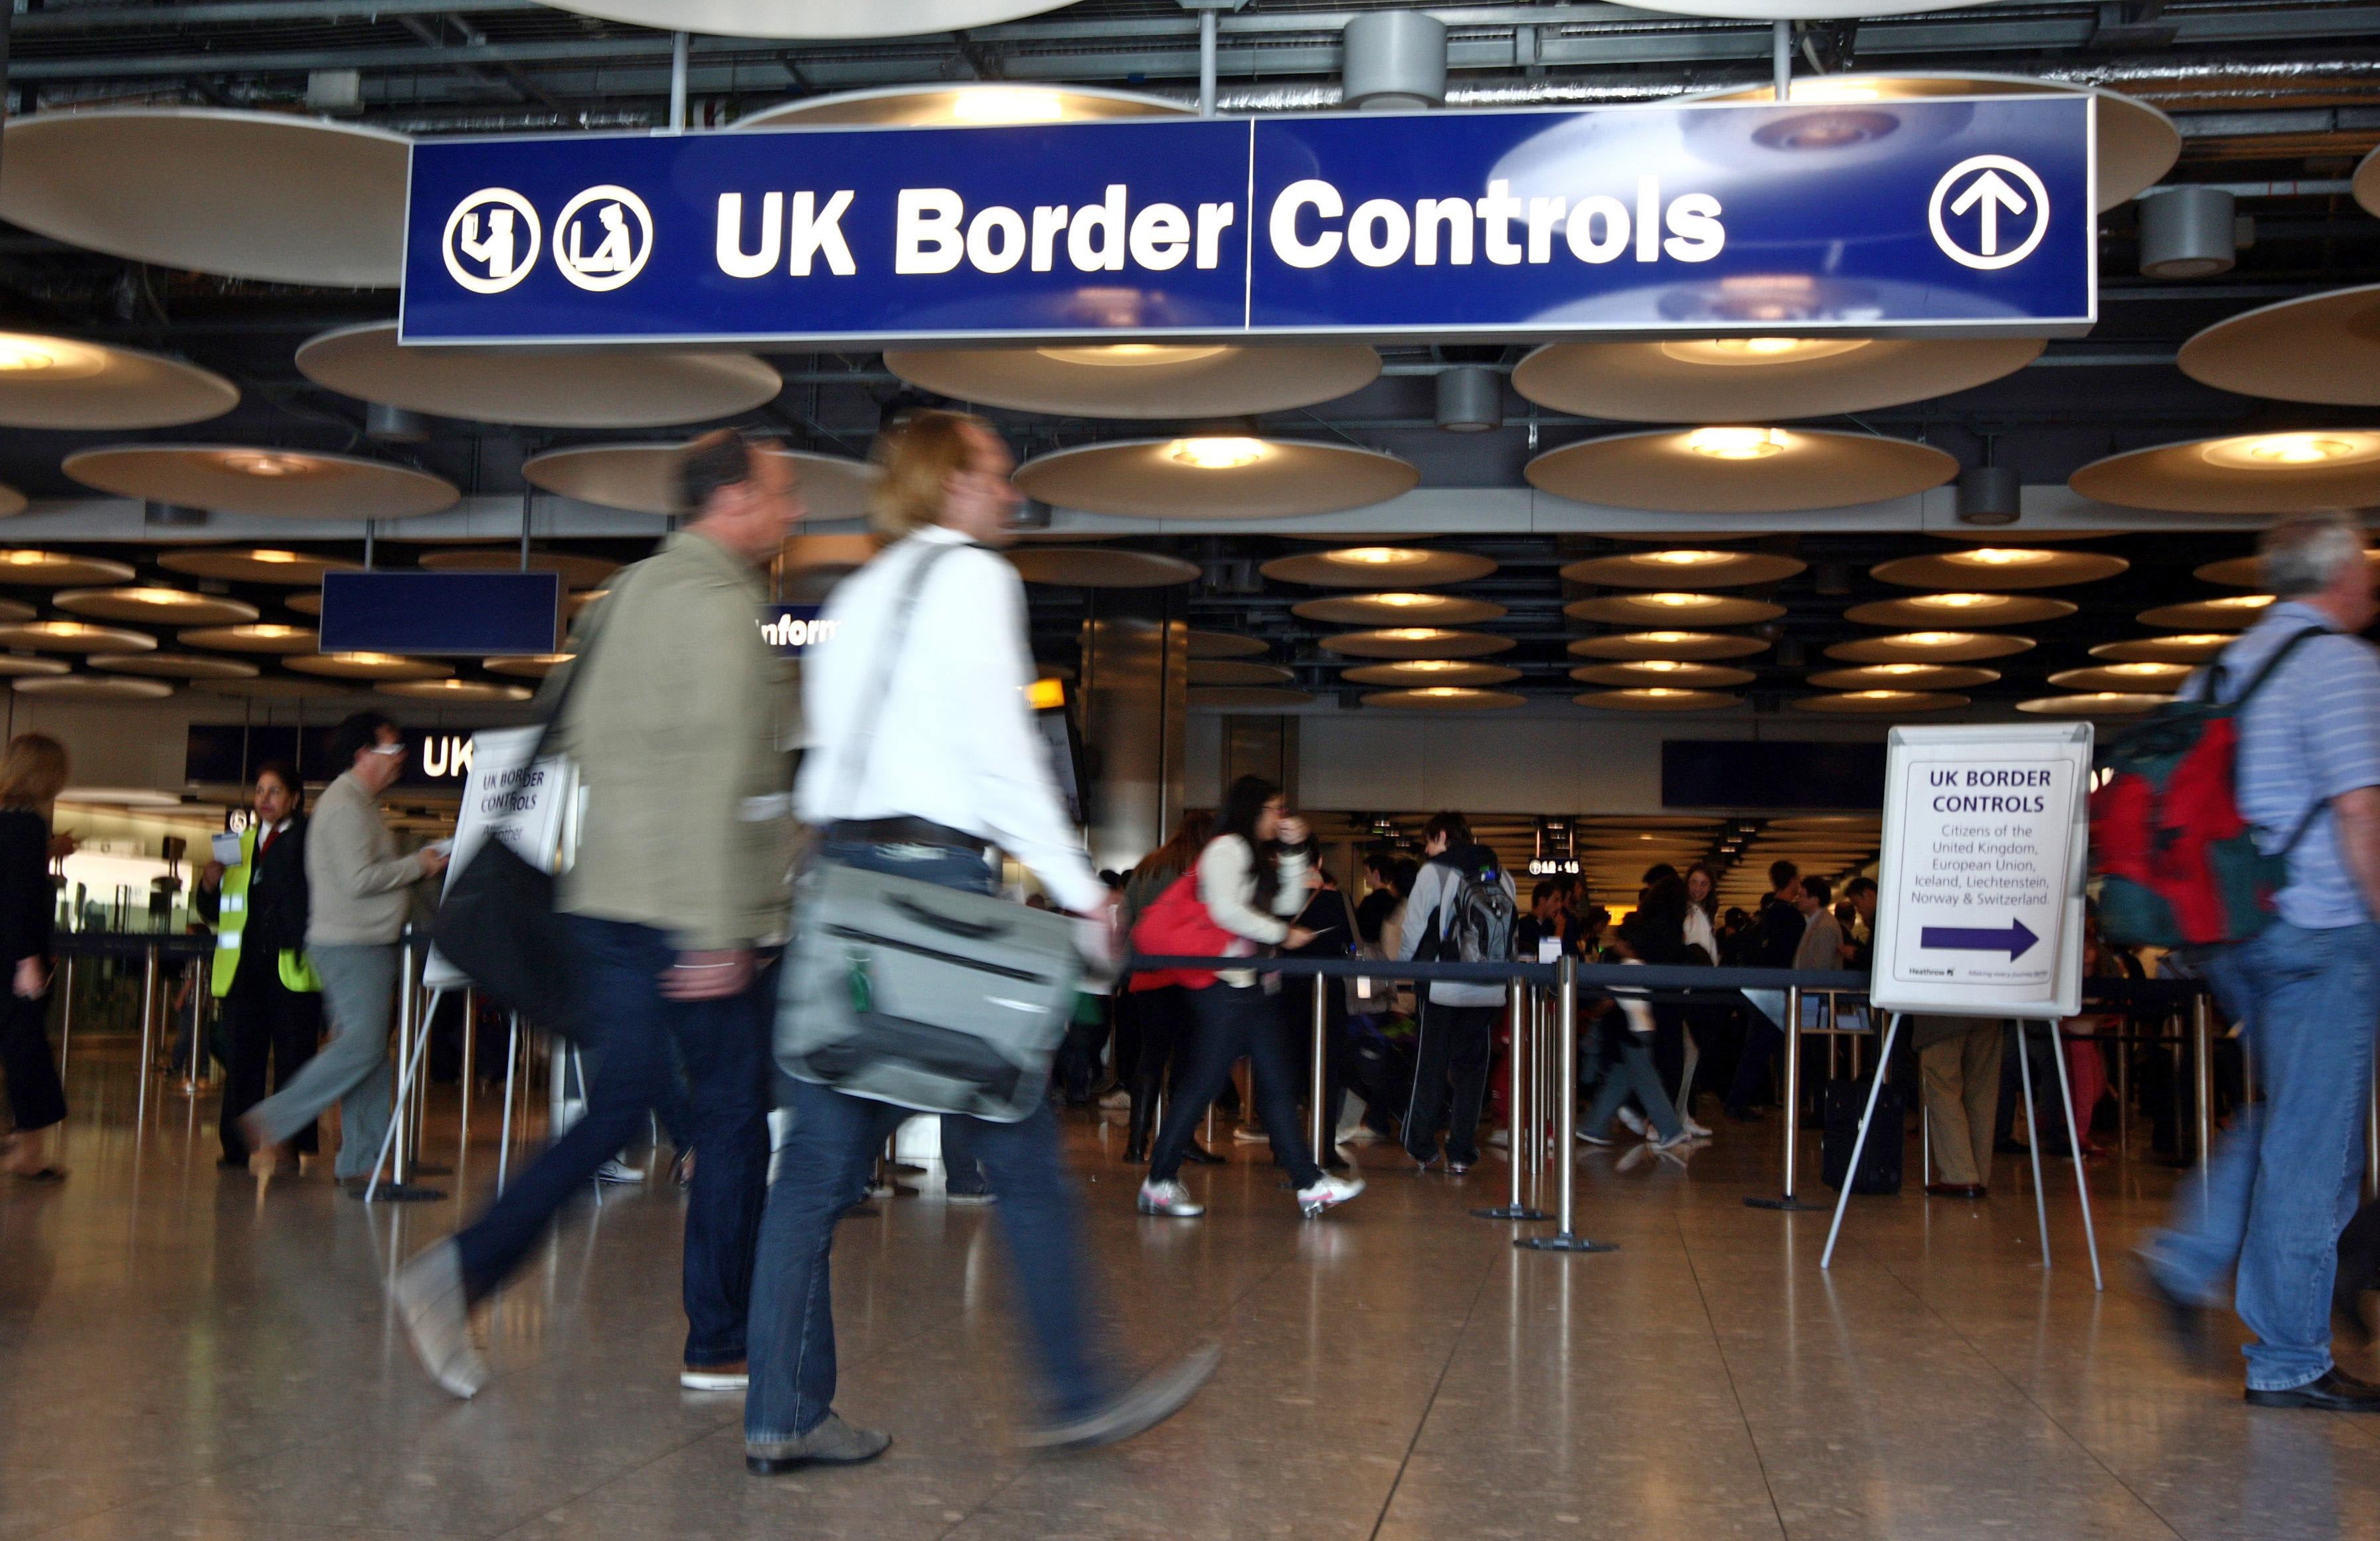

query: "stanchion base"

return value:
[1743, 1194, 1826, 1211]
[1517, 1233, 1618, 1253]
[1472, 1205, 1551, 1220]
[405, 1162, 454, 1178]
[352, 1182, 445, 1203]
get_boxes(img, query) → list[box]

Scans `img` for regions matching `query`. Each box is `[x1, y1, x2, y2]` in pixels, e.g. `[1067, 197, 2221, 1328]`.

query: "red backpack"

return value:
[1128, 871, 1236, 991]
[2088, 626, 2326, 948]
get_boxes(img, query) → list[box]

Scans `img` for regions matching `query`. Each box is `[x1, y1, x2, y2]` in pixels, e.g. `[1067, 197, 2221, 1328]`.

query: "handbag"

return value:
[427, 571, 631, 1040]
[775, 541, 1084, 1122]
[1128, 871, 1234, 991]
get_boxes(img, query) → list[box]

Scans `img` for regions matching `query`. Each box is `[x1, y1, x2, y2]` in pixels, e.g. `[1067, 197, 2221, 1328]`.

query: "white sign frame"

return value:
[423, 725, 576, 991]
[1870, 721, 2092, 1021]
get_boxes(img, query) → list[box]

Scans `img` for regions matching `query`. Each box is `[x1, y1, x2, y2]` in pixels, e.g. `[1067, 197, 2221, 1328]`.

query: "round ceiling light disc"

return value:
[1574, 688, 1741, 712]
[1826, 631, 2035, 664]
[1681, 74, 2177, 210]
[1188, 686, 1314, 710]
[1559, 549, 1805, 590]
[2138, 596, 2276, 630]
[0, 333, 237, 430]
[286, 594, 323, 617]
[1844, 593, 2077, 628]
[1341, 661, 1521, 687]
[2070, 432, 2380, 513]
[523, 442, 879, 521]
[193, 677, 357, 700]
[64, 446, 460, 520]
[2361, 145, 2380, 219]
[418, 549, 622, 590]
[483, 654, 574, 679]
[296, 323, 782, 430]
[1808, 664, 2000, 691]
[1322, 629, 1515, 661]
[0, 622, 155, 654]
[2049, 664, 2195, 693]
[0, 110, 409, 287]
[1515, 337, 2040, 423]
[1013, 439, 1418, 520]
[2179, 285, 2380, 408]
[887, 343, 1379, 420]
[2017, 693, 2172, 717]
[0, 600, 34, 624]
[89, 652, 260, 681]
[1260, 547, 1495, 589]
[537, 1, 1076, 40]
[1569, 631, 1768, 662]
[2196, 550, 2380, 589]
[1187, 661, 1295, 687]
[158, 548, 363, 587]
[54, 587, 259, 626]
[0, 656, 67, 678]
[284, 652, 455, 681]
[1363, 687, 1527, 711]
[0, 551, 135, 587]
[1187, 630, 1269, 660]
[1564, 592, 1785, 627]
[1571, 662, 1756, 689]
[1527, 428, 1956, 515]
[1005, 548, 1200, 589]
[740, 84, 1191, 130]
[1794, 690, 1970, 714]
[2092, 634, 2238, 664]
[1926, 528, 2122, 543]
[1292, 592, 1507, 626]
[181, 624, 318, 654]
[11, 674, 173, 701]
[1869, 547, 2128, 591]
[377, 678, 535, 703]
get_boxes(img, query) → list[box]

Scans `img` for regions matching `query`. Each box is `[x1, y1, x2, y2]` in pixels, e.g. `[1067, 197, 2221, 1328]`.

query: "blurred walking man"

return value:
[2140, 512, 2380, 1409]
[391, 431, 802, 1399]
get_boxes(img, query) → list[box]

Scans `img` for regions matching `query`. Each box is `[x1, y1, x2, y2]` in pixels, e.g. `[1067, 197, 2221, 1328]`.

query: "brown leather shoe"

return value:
[1924, 1182, 1987, 1200]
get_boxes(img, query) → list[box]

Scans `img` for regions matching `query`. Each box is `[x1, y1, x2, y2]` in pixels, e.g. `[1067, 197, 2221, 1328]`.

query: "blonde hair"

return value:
[869, 409, 991, 537]
[0, 733, 68, 810]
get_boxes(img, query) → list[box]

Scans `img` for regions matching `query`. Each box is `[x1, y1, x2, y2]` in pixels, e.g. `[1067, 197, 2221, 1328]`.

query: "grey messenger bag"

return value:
[775, 542, 1082, 1123]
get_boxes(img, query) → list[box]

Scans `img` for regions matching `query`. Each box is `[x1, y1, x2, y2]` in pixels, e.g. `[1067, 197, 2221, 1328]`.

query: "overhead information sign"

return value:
[400, 96, 2093, 346]
[1870, 722, 2092, 1021]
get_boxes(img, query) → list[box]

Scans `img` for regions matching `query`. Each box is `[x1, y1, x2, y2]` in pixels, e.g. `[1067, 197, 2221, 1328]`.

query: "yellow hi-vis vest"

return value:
[209, 822, 322, 998]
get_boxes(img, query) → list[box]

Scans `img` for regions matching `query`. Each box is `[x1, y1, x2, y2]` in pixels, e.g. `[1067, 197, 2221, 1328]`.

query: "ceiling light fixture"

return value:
[1644, 592, 1721, 608]
[1035, 344, 1229, 367]
[215, 450, 315, 478]
[1640, 549, 1731, 567]
[0, 332, 105, 379]
[1684, 426, 1791, 460]
[1911, 592, 2005, 609]
[1327, 546, 1428, 567]
[951, 87, 1066, 124]
[1902, 632, 1973, 647]
[1165, 436, 1267, 470]
[1369, 592, 1442, 608]
[2201, 432, 2380, 470]
[1953, 547, 2056, 567]
[1381, 627, 1452, 642]
[2211, 594, 2276, 610]
[1657, 337, 1871, 367]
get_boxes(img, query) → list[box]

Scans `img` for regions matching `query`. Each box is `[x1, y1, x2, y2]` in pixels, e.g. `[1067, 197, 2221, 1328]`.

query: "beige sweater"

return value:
[305, 771, 432, 947]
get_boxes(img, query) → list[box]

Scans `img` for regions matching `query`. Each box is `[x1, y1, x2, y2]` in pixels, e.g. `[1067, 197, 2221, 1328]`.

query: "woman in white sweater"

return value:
[1138, 776, 1365, 1220]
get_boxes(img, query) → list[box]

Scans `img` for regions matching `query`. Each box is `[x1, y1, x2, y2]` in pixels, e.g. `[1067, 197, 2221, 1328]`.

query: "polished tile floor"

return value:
[5, 1037, 2377, 1540]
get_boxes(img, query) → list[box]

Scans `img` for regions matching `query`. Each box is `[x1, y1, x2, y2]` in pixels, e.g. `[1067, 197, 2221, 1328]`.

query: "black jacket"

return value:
[0, 808, 54, 966]
[195, 817, 313, 958]
[1751, 892, 1806, 968]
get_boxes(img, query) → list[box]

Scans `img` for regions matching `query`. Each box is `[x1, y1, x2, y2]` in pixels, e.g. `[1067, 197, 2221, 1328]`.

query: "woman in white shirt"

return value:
[1137, 776, 1365, 1221]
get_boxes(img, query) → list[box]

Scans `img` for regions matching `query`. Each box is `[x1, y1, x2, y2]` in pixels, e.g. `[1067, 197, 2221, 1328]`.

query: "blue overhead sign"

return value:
[400, 96, 2094, 346]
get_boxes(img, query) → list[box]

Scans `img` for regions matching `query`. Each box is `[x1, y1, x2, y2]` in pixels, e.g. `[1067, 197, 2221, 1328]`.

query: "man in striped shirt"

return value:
[2142, 511, 2380, 1409]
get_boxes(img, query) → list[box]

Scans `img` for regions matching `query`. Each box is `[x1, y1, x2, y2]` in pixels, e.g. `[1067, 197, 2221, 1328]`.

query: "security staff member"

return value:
[196, 761, 321, 1172]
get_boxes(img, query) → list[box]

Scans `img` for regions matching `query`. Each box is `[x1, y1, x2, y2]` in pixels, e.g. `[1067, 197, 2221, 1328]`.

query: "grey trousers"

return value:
[1919, 1022, 2003, 1187]
[247, 943, 396, 1180]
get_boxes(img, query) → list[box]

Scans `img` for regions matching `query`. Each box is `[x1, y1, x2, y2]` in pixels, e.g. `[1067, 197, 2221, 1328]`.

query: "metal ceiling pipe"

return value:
[1341, 10, 1446, 112]
[2138, 185, 2237, 278]
[1436, 366, 1503, 433]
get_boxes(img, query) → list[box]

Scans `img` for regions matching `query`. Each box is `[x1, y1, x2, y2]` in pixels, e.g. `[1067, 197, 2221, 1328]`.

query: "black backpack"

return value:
[1420, 856, 1517, 966]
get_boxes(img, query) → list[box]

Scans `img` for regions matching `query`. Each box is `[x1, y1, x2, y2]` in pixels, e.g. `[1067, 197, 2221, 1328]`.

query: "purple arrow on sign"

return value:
[1920, 919, 2040, 960]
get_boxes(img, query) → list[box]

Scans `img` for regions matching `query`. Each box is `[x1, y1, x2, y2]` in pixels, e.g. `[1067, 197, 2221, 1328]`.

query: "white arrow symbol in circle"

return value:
[1950, 169, 2027, 256]
[1927, 154, 2053, 272]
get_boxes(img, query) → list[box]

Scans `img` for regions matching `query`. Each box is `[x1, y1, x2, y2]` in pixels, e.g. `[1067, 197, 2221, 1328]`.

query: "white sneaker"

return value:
[680, 1362, 748, 1391]
[1231, 1125, 1270, 1144]
[594, 1158, 646, 1184]
[1578, 1130, 1615, 1147]
[1137, 1179, 1205, 1218]
[1681, 1115, 1714, 1139]
[1616, 1108, 1648, 1137]
[1650, 1129, 1700, 1152]
[1295, 1173, 1365, 1219]
[1097, 1089, 1131, 1111]
[1339, 1125, 1383, 1145]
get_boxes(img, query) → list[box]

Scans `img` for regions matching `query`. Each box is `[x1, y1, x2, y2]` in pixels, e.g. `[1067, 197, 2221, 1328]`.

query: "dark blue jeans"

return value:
[452, 914, 770, 1370]
[744, 840, 1110, 1442]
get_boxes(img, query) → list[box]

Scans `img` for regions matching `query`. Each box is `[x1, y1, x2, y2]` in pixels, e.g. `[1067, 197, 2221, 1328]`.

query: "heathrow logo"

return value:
[440, 185, 652, 293]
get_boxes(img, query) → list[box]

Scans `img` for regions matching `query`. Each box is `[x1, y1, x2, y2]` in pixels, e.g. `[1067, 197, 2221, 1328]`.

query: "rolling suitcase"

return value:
[1821, 1077, 1905, 1195]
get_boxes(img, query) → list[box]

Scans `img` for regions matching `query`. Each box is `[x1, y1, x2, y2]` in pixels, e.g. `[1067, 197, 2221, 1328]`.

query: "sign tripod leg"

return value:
[497, 1012, 521, 1195]
[2044, 1020, 2105, 1291]
[2016, 1022, 2053, 1268]
[363, 987, 444, 1203]
[1822, 1013, 1901, 1269]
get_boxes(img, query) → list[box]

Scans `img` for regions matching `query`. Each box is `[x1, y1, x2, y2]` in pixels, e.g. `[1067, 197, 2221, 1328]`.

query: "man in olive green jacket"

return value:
[394, 432, 803, 1400]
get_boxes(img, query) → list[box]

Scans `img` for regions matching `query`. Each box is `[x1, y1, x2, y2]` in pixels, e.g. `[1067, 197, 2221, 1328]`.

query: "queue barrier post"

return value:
[2191, 991, 2215, 1192]
[1476, 975, 1547, 1221]
[1308, 974, 1328, 1160]
[56, 955, 74, 1076]
[1519, 956, 1616, 1255]
[1745, 985, 1822, 1211]
[135, 941, 160, 1127]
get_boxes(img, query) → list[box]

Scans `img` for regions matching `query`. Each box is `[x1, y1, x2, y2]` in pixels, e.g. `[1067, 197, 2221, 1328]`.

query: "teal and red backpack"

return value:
[2088, 626, 2327, 948]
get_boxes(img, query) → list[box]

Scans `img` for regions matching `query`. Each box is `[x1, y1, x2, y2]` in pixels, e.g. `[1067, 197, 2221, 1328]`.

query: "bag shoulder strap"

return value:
[2219, 625, 2337, 857]
[2209, 623, 2329, 709]
[831, 539, 966, 813]
[527, 554, 641, 765]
